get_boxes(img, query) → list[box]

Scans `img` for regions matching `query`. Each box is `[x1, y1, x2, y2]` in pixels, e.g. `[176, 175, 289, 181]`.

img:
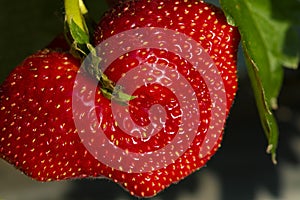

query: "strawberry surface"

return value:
[94, 0, 240, 109]
[0, 0, 240, 198]
[0, 50, 119, 182]
[93, 0, 240, 196]
[0, 50, 86, 180]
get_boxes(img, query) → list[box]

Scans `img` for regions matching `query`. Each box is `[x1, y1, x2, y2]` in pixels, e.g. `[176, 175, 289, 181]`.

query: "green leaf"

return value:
[220, 0, 300, 163]
[244, 50, 279, 164]
[69, 19, 90, 44]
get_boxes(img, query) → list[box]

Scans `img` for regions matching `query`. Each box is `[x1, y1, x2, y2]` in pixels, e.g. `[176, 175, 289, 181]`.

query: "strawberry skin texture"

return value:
[0, 50, 119, 183]
[0, 0, 241, 199]
[0, 50, 90, 180]
[94, 0, 240, 109]
[93, 0, 240, 197]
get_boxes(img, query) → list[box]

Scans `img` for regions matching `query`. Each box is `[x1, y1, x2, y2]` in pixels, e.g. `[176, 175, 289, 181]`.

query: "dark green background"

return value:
[0, 0, 108, 83]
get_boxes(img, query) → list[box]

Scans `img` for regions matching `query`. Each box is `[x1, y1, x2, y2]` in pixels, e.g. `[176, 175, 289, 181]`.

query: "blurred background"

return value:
[0, 0, 299, 200]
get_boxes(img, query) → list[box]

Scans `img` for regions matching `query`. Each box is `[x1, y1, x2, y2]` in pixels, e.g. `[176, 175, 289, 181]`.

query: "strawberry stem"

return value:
[64, 0, 89, 39]
[64, 0, 135, 104]
[85, 44, 135, 105]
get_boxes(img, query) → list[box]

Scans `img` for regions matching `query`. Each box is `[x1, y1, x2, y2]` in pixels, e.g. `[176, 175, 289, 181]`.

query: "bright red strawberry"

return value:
[0, 49, 93, 180]
[0, 0, 240, 198]
[0, 49, 128, 183]
[92, 0, 239, 196]
[94, 0, 240, 109]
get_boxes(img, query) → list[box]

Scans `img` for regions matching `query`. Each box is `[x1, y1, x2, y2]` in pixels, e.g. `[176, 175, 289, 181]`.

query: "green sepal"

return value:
[69, 19, 90, 45]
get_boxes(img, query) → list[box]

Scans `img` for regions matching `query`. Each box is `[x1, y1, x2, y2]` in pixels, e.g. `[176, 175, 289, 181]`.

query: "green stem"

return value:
[64, 0, 135, 105]
[79, 0, 88, 15]
[64, 0, 89, 36]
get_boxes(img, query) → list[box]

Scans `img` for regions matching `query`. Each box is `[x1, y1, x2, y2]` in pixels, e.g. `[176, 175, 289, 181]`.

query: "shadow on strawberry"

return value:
[64, 174, 200, 200]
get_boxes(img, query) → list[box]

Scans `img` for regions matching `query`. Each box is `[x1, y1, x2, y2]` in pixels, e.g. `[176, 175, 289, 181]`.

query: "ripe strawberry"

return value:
[94, 0, 240, 108]
[93, 0, 239, 196]
[0, 49, 128, 183]
[0, 49, 92, 180]
[0, 0, 240, 198]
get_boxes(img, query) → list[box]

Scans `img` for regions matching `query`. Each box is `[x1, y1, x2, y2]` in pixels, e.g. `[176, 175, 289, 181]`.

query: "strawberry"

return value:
[94, 0, 239, 108]
[0, 0, 240, 198]
[0, 49, 87, 180]
[92, 0, 239, 196]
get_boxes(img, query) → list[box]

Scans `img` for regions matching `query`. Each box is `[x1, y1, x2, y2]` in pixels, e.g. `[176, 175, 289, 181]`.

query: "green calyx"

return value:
[64, 0, 135, 104]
